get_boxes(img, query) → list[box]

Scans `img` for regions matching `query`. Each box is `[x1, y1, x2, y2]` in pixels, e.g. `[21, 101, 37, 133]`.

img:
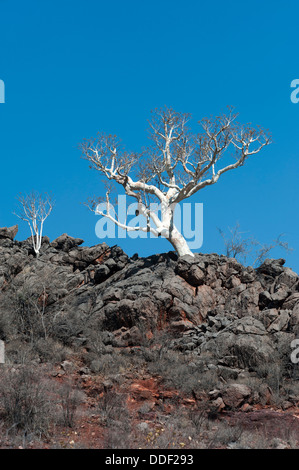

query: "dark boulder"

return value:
[0, 225, 18, 240]
[256, 258, 286, 277]
[51, 233, 84, 251]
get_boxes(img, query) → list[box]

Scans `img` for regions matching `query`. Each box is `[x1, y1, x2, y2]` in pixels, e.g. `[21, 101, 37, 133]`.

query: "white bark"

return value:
[15, 193, 53, 257]
[82, 108, 271, 257]
[167, 226, 194, 257]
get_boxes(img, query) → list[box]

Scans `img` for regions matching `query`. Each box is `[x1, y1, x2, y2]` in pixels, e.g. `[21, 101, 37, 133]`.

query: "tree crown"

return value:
[81, 106, 271, 209]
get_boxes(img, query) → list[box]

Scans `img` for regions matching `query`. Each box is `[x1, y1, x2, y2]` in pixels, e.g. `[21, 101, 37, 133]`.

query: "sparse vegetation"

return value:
[0, 365, 56, 440]
[0, 232, 298, 449]
[218, 222, 292, 267]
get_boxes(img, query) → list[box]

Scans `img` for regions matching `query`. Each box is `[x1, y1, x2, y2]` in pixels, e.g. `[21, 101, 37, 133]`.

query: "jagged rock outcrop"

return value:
[0, 231, 298, 376]
[0, 225, 18, 241]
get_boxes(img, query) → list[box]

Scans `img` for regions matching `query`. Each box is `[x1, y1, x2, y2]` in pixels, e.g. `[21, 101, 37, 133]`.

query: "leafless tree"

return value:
[81, 107, 271, 257]
[218, 223, 252, 262]
[251, 234, 292, 267]
[219, 223, 292, 267]
[15, 192, 53, 257]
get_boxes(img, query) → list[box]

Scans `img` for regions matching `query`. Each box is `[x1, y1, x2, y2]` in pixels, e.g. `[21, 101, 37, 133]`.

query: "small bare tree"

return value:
[15, 192, 53, 257]
[218, 223, 252, 261]
[218, 223, 292, 267]
[81, 107, 271, 257]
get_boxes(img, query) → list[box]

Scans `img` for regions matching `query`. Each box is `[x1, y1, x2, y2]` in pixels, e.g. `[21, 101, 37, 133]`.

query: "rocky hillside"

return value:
[1, 225, 299, 449]
[1, 225, 298, 359]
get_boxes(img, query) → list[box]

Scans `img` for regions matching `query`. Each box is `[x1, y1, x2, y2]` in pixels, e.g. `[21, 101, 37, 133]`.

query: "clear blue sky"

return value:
[0, 0, 298, 271]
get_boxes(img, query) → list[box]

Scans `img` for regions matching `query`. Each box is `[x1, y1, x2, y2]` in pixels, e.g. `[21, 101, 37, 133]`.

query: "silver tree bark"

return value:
[15, 192, 53, 257]
[81, 107, 271, 257]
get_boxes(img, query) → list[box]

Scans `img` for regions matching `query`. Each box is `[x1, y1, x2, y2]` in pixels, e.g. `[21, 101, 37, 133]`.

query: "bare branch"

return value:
[14, 192, 53, 257]
[81, 107, 271, 257]
[219, 223, 292, 267]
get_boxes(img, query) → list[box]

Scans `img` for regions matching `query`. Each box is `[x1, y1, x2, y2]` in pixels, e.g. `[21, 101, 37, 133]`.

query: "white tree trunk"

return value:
[167, 227, 194, 257]
[160, 204, 194, 257]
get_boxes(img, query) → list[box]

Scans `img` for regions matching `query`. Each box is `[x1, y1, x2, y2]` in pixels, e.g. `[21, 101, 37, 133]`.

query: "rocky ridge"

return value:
[1, 226, 299, 413]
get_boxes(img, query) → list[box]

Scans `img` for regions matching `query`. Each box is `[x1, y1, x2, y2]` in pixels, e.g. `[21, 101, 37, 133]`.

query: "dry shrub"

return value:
[0, 365, 57, 438]
[57, 379, 85, 428]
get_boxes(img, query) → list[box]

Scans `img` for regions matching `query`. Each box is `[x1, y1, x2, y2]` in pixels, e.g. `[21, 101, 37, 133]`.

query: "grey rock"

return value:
[259, 288, 289, 309]
[259, 308, 279, 329]
[283, 293, 299, 310]
[202, 318, 274, 369]
[51, 233, 84, 251]
[221, 383, 251, 409]
[0, 225, 18, 240]
[217, 365, 239, 381]
[94, 264, 110, 283]
[267, 310, 290, 333]
[61, 360, 74, 373]
[256, 258, 286, 277]
[277, 268, 298, 288]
